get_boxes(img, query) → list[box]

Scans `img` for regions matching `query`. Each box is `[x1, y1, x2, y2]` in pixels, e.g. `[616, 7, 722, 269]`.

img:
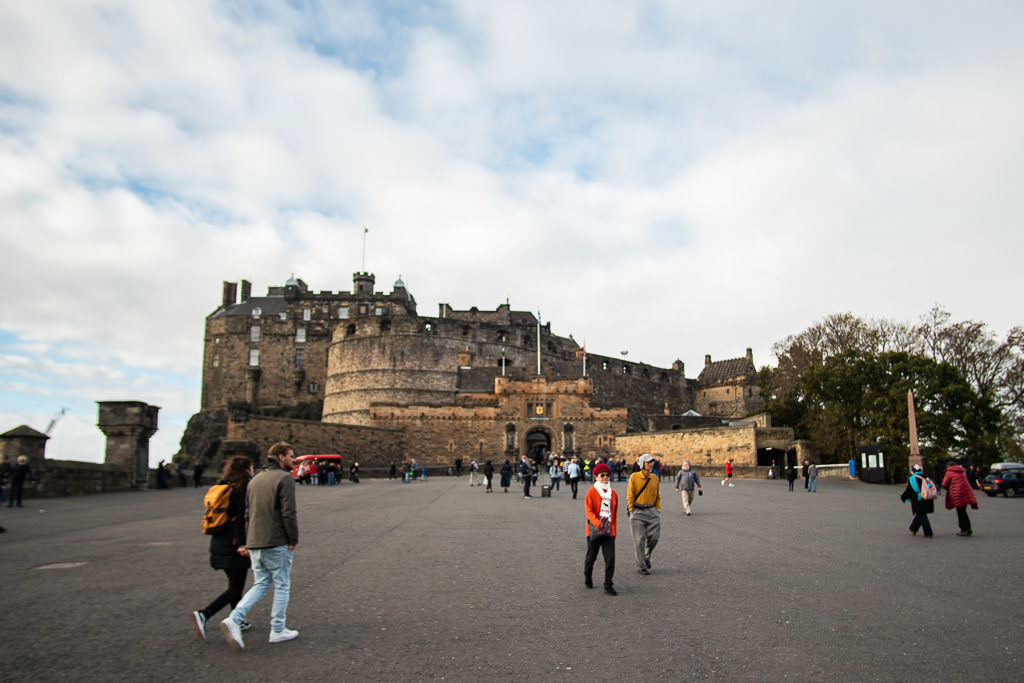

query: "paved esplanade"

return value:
[1, 476, 1020, 681]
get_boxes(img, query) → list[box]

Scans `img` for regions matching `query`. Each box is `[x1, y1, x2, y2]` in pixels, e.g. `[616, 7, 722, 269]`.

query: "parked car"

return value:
[982, 469, 1024, 497]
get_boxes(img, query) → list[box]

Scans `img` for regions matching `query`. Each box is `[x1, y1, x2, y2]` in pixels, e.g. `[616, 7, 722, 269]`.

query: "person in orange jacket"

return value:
[584, 463, 618, 595]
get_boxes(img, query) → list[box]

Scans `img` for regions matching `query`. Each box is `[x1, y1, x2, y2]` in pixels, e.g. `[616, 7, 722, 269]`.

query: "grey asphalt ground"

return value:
[1, 474, 1020, 682]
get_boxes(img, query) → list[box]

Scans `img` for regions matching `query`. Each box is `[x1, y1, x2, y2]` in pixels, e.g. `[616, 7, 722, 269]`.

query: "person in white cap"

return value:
[626, 454, 661, 574]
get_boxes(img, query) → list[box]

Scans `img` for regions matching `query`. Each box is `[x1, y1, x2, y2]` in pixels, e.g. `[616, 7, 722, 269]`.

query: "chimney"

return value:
[705, 354, 712, 366]
[240, 280, 252, 301]
[222, 281, 237, 309]
[746, 348, 753, 362]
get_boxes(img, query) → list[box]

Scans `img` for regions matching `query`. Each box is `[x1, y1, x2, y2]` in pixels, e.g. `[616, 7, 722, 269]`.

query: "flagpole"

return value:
[361, 227, 368, 271]
[582, 339, 587, 377]
[536, 310, 542, 375]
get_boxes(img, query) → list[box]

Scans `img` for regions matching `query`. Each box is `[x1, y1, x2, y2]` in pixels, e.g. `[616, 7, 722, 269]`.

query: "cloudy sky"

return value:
[2, 1, 1021, 465]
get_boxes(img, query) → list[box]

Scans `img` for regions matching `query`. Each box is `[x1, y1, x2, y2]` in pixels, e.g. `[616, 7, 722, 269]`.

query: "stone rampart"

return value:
[227, 414, 404, 468]
[615, 423, 758, 467]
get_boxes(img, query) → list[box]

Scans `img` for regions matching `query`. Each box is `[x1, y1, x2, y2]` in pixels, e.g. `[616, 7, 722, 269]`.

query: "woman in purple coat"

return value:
[941, 461, 978, 536]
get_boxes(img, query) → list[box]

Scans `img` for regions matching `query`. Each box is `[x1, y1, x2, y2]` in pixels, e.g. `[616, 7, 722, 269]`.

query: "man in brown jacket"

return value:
[221, 442, 300, 649]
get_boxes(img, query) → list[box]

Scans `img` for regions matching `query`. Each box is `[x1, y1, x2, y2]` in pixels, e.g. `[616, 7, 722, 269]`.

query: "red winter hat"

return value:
[592, 463, 611, 477]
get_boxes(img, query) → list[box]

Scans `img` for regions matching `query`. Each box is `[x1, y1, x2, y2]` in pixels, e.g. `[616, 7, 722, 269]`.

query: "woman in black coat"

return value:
[192, 456, 253, 639]
[499, 460, 513, 492]
[899, 464, 935, 538]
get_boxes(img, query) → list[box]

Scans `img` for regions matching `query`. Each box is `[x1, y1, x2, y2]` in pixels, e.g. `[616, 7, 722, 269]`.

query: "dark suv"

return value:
[982, 469, 1024, 497]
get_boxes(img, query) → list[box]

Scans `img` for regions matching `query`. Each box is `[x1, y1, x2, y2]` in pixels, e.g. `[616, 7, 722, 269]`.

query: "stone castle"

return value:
[185, 272, 789, 472]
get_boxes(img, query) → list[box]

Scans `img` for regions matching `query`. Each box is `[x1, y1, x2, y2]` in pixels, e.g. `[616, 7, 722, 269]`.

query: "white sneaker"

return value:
[220, 618, 245, 650]
[721, 480, 725, 486]
[728, 483, 735, 487]
[269, 627, 299, 643]
[191, 611, 206, 640]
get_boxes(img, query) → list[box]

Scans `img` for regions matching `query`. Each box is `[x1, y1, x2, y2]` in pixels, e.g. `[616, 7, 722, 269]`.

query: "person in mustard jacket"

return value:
[584, 463, 618, 595]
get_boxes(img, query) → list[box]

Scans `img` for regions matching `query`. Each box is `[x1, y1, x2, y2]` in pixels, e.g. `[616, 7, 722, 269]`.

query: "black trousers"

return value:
[8, 481, 25, 507]
[584, 535, 615, 587]
[570, 478, 579, 498]
[910, 512, 933, 536]
[523, 477, 532, 497]
[202, 567, 249, 618]
[955, 506, 972, 533]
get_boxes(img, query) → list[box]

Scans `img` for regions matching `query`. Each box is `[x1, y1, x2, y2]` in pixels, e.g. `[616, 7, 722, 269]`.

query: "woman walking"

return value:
[941, 460, 978, 536]
[483, 461, 494, 493]
[900, 464, 934, 537]
[499, 460, 512, 492]
[192, 456, 253, 639]
[583, 463, 618, 596]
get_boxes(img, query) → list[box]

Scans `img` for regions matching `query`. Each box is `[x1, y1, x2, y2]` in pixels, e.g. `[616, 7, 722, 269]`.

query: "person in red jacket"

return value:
[941, 461, 978, 536]
[584, 463, 618, 595]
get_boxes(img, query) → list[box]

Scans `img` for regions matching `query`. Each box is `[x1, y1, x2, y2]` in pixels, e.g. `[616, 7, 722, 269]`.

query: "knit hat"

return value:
[911, 464, 923, 473]
[638, 454, 654, 464]
[592, 463, 611, 477]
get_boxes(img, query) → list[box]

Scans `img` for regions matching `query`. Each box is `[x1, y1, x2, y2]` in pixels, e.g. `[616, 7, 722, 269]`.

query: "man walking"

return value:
[519, 454, 534, 498]
[627, 454, 661, 574]
[807, 462, 818, 493]
[221, 441, 300, 649]
[673, 460, 702, 516]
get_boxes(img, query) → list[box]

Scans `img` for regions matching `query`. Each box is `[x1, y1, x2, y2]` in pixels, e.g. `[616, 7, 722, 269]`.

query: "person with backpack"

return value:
[900, 464, 935, 538]
[192, 456, 254, 639]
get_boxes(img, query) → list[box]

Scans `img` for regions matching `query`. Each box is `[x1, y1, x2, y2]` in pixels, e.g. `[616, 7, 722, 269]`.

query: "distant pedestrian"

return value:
[627, 454, 661, 574]
[807, 463, 818, 493]
[221, 441, 300, 649]
[469, 460, 480, 486]
[900, 464, 934, 538]
[349, 462, 360, 483]
[721, 460, 734, 487]
[567, 459, 582, 499]
[193, 462, 205, 488]
[802, 460, 810, 490]
[483, 461, 494, 492]
[389, 462, 397, 480]
[7, 456, 33, 508]
[673, 460, 702, 516]
[786, 465, 797, 492]
[549, 460, 563, 493]
[192, 456, 253, 640]
[455, 457, 463, 476]
[500, 460, 512, 492]
[941, 461, 978, 536]
[583, 463, 618, 596]
[520, 455, 533, 499]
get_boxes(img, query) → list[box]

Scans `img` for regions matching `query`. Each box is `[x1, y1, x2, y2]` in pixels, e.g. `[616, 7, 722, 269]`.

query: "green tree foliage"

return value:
[760, 309, 1019, 472]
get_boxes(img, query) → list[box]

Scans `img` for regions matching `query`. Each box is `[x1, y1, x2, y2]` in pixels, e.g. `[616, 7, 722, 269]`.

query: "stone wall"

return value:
[615, 423, 759, 468]
[226, 414, 404, 468]
[34, 461, 136, 496]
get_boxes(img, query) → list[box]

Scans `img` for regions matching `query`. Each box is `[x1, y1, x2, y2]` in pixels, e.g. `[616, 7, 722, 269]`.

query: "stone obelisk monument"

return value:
[907, 389, 922, 470]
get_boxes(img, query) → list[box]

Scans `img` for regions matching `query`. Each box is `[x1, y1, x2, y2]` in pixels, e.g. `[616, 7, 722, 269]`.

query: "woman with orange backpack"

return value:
[192, 456, 253, 639]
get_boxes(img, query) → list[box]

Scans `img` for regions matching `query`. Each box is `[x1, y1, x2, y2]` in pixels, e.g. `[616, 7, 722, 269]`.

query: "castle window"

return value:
[248, 349, 260, 366]
[346, 323, 356, 336]
[359, 304, 368, 315]
[424, 322, 433, 333]
[463, 326, 471, 337]
[602, 361, 608, 371]
[308, 382, 319, 394]
[296, 327, 306, 343]
[338, 306, 349, 319]
[379, 319, 391, 332]
[622, 365, 630, 374]
[375, 306, 384, 316]
[505, 424, 516, 451]
[212, 354, 220, 368]
[278, 311, 287, 321]
[303, 308, 311, 321]
[251, 306, 262, 319]
[294, 348, 304, 368]
[250, 325, 261, 342]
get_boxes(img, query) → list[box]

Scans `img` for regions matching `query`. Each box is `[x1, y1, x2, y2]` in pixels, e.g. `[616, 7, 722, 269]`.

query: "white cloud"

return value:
[1, 1, 1022, 465]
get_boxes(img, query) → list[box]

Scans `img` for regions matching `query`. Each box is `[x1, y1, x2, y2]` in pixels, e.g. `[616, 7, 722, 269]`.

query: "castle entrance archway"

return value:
[525, 429, 551, 461]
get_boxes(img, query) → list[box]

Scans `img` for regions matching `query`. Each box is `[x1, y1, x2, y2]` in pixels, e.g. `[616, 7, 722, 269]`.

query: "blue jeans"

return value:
[229, 545, 294, 633]
[808, 476, 817, 492]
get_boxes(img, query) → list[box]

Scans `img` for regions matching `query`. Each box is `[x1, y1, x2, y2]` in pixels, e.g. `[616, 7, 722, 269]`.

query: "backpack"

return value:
[201, 482, 235, 535]
[918, 475, 938, 501]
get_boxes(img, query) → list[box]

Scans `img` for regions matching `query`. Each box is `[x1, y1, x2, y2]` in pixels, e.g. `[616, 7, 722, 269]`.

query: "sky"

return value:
[1, 1, 1022, 465]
